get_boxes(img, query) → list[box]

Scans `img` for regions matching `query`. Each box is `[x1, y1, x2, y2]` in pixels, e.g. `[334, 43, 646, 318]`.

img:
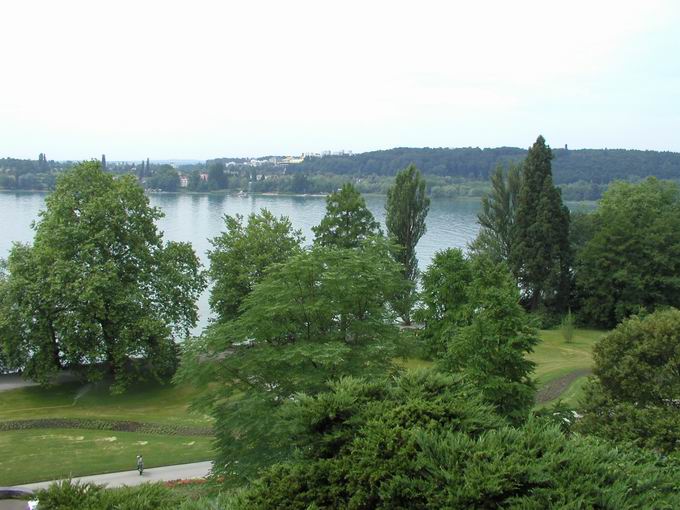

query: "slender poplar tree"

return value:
[385, 164, 430, 324]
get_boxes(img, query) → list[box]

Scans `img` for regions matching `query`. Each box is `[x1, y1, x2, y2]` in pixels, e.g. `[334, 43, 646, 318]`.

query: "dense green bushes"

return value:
[219, 371, 680, 509]
[577, 309, 680, 453]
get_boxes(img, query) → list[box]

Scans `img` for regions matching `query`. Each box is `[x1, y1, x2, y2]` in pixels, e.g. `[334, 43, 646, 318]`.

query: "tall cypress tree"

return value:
[385, 164, 430, 324]
[511, 136, 571, 314]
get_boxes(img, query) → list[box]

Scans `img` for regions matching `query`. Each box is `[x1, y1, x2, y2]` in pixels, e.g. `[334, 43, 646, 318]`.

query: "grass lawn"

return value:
[530, 328, 604, 385]
[0, 428, 213, 486]
[0, 380, 211, 427]
[396, 328, 606, 408]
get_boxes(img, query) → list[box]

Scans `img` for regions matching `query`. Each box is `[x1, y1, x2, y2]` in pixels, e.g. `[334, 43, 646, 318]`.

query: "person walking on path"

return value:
[136, 455, 144, 476]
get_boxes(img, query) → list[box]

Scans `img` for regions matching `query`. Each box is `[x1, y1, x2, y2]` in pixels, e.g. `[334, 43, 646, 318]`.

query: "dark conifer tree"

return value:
[511, 136, 571, 314]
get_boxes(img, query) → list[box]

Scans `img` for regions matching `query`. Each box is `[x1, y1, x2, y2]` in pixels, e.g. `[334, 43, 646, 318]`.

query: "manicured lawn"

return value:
[0, 380, 212, 427]
[530, 328, 604, 385]
[530, 328, 605, 407]
[0, 428, 213, 486]
[396, 328, 606, 408]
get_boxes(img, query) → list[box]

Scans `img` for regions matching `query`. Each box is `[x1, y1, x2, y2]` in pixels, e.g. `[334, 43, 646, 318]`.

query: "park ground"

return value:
[0, 327, 603, 486]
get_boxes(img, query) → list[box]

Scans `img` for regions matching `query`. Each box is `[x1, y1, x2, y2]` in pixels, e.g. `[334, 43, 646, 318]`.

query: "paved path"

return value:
[13, 461, 213, 490]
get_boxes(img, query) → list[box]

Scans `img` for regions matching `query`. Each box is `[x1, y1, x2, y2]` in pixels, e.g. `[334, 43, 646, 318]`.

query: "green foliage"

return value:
[312, 183, 381, 248]
[577, 309, 680, 453]
[0, 162, 206, 391]
[440, 256, 539, 424]
[145, 164, 180, 191]
[177, 239, 405, 480]
[385, 164, 430, 323]
[219, 371, 680, 509]
[561, 310, 575, 343]
[575, 178, 680, 328]
[469, 163, 521, 262]
[35, 480, 186, 510]
[511, 135, 572, 314]
[414, 248, 472, 356]
[416, 250, 537, 423]
[208, 209, 303, 323]
[293, 146, 680, 186]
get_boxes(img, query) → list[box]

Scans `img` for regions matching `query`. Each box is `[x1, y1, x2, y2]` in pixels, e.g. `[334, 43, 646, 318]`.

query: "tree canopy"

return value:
[575, 178, 680, 328]
[511, 135, 571, 315]
[577, 308, 680, 453]
[312, 183, 381, 248]
[208, 209, 303, 323]
[219, 370, 680, 509]
[176, 238, 405, 480]
[385, 164, 430, 323]
[469, 163, 521, 262]
[0, 161, 205, 391]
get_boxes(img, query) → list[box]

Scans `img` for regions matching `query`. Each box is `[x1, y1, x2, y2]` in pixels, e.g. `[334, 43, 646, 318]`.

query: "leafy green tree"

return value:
[385, 164, 430, 323]
[575, 178, 680, 327]
[440, 256, 538, 424]
[469, 163, 521, 262]
[219, 370, 680, 509]
[414, 248, 473, 356]
[177, 239, 404, 481]
[0, 162, 206, 391]
[312, 183, 381, 248]
[145, 165, 180, 191]
[561, 309, 575, 343]
[208, 209, 303, 323]
[577, 308, 680, 453]
[511, 136, 571, 314]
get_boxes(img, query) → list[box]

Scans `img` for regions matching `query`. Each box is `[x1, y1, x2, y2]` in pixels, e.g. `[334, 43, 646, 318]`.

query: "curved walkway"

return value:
[536, 368, 592, 404]
[13, 461, 213, 490]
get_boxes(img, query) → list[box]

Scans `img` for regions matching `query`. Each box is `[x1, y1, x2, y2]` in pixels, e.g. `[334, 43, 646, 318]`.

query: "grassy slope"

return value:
[0, 329, 605, 485]
[529, 328, 603, 385]
[396, 328, 605, 407]
[0, 381, 214, 486]
[0, 429, 213, 486]
[0, 380, 211, 426]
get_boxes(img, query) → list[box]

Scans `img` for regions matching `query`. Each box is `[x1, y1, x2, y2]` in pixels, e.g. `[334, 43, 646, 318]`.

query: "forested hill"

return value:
[292, 147, 680, 184]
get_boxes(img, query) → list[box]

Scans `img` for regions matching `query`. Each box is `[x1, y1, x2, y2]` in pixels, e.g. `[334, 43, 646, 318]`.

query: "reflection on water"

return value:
[1, 191, 481, 332]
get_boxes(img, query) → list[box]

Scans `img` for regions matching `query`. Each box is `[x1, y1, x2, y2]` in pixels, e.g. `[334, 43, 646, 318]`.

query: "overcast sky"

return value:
[1, 0, 679, 160]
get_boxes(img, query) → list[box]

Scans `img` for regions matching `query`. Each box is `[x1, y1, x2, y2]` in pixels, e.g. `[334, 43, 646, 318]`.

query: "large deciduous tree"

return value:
[469, 163, 521, 262]
[0, 161, 205, 391]
[510, 135, 571, 315]
[208, 209, 303, 323]
[385, 164, 430, 324]
[575, 178, 680, 328]
[312, 183, 381, 248]
[176, 238, 405, 481]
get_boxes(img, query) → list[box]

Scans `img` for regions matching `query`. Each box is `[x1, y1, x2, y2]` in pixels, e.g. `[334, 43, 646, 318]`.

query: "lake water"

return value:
[0, 191, 481, 331]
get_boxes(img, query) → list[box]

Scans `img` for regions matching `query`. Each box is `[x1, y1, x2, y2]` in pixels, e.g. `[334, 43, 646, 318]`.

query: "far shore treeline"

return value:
[3, 145, 680, 200]
[2, 136, 680, 507]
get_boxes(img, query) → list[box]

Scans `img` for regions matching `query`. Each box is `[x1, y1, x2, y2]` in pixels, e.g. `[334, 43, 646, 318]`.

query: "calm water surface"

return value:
[0, 191, 481, 331]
